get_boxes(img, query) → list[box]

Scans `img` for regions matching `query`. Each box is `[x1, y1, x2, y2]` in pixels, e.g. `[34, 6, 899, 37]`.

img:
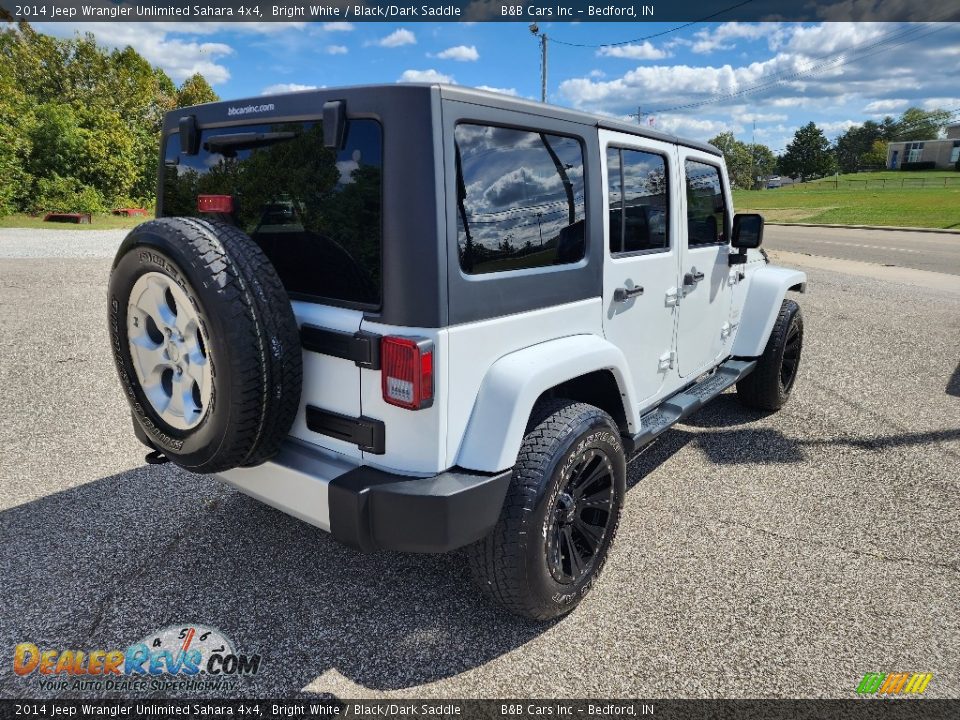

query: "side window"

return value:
[454, 124, 586, 275]
[684, 160, 728, 247]
[607, 147, 669, 254]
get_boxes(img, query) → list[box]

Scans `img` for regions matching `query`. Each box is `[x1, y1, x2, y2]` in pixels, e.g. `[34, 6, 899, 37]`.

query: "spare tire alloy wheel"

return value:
[109, 217, 303, 474]
[127, 272, 211, 431]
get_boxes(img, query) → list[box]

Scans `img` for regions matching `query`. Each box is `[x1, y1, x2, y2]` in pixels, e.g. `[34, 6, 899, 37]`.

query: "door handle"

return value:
[614, 285, 644, 302]
[683, 270, 705, 286]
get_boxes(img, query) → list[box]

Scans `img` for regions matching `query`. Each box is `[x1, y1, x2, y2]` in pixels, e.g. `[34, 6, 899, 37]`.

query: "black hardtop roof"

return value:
[436, 84, 722, 157]
[179, 83, 721, 158]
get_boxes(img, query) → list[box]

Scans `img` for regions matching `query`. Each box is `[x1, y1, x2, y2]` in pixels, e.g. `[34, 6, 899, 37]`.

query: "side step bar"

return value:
[623, 359, 756, 457]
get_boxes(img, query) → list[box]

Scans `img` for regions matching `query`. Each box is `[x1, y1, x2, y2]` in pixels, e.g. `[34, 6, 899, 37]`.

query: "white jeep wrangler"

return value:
[109, 85, 806, 620]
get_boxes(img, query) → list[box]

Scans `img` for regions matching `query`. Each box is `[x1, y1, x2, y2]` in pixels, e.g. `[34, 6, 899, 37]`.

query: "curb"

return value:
[766, 222, 960, 235]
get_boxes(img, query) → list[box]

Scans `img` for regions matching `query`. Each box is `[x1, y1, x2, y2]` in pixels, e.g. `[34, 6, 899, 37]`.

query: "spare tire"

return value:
[108, 217, 302, 473]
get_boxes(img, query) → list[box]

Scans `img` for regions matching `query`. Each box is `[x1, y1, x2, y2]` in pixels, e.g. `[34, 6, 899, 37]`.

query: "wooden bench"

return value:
[43, 212, 92, 224]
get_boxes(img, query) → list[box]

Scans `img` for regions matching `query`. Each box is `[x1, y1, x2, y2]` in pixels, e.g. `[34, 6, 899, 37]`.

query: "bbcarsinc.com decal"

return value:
[12, 624, 261, 693]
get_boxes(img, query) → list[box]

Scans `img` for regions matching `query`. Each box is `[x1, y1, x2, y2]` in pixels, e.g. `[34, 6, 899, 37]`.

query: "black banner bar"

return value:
[2, 700, 960, 720]
[1, 0, 960, 23]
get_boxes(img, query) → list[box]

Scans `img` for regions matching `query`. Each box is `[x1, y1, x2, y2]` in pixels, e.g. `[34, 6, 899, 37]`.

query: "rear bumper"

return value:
[328, 465, 511, 553]
[218, 441, 510, 554]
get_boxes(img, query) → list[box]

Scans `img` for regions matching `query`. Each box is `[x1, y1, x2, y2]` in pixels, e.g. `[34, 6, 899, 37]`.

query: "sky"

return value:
[34, 20, 960, 153]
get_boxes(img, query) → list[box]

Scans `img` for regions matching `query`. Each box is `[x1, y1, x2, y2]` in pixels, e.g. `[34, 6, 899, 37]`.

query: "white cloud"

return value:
[597, 42, 667, 60]
[261, 83, 319, 95]
[864, 99, 908, 113]
[690, 23, 784, 54]
[325, 45, 348, 55]
[398, 69, 453, 84]
[323, 22, 355, 31]
[589, 69, 606, 79]
[652, 116, 744, 141]
[435, 45, 479, 62]
[921, 97, 960, 111]
[558, 22, 960, 126]
[738, 111, 788, 123]
[372, 28, 416, 48]
[476, 85, 518, 96]
[818, 119, 860, 138]
[35, 22, 235, 84]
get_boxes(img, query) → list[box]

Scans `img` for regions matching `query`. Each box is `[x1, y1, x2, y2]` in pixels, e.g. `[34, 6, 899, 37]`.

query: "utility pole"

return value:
[530, 23, 547, 103]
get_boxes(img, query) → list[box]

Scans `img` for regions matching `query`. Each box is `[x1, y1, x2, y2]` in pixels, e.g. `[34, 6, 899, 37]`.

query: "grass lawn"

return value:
[0, 213, 151, 231]
[735, 171, 960, 229]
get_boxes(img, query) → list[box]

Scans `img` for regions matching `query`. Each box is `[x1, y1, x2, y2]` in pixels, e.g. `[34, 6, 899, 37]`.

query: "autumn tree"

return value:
[177, 73, 219, 108]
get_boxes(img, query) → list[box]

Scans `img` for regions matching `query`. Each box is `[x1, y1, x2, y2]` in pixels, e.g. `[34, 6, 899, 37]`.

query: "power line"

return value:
[549, 0, 755, 48]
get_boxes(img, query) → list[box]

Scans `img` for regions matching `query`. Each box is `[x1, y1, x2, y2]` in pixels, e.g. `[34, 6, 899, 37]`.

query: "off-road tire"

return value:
[736, 298, 803, 411]
[468, 399, 626, 621]
[109, 217, 302, 473]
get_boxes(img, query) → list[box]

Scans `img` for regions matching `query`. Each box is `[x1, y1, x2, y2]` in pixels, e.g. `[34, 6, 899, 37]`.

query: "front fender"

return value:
[455, 335, 637, 473]
[731, 264, 807, 358]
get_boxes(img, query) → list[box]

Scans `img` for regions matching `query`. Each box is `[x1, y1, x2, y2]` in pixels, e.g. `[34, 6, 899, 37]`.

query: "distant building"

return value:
[887, 123, 960, 169]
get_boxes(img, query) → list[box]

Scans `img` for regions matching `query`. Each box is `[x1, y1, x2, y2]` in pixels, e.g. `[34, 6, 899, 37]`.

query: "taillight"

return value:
[381, 336, 434, 410]
[197, 194, 234, 213]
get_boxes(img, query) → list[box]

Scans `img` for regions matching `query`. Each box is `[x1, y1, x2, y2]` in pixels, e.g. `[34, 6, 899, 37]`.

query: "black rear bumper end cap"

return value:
[328, 466, 512, 553]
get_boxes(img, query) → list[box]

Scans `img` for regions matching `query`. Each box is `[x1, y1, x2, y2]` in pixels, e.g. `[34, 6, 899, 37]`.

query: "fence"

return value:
[787, 176, 960, 190]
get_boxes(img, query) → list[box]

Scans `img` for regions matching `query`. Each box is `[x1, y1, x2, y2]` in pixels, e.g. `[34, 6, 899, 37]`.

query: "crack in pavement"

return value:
[714, 518, 960, 576]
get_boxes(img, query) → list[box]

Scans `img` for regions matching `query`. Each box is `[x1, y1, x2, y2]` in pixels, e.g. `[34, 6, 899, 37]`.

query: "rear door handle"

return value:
[683, 271, 705, 286]
[614, 285, 644, 302]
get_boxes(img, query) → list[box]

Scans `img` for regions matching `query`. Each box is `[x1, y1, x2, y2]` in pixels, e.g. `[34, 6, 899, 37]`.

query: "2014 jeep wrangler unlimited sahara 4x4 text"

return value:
[109, 85, 806, 620]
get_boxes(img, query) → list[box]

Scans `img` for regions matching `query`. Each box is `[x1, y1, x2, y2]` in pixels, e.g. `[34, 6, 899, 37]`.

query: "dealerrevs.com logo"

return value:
[13, 624, 261, 693]
[856, 672, 933, 696]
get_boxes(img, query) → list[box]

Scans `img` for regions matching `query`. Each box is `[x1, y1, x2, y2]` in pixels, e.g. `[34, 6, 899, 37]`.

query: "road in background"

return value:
[765, 225, 960, 275]
[0, 229, 958, 699]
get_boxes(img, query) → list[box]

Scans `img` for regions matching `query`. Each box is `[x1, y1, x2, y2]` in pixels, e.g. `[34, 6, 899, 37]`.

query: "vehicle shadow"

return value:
[948, 362, 960, 398]
[665, 393, 960, 465]
[0, 465, 550, 699]
[2, 398, 956, 699]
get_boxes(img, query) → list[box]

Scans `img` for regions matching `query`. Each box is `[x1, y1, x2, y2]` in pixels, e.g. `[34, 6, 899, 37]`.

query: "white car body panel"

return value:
[731, 265, 807, 358]
[456, 333, 637, 473]
[445, 297, 604, 470]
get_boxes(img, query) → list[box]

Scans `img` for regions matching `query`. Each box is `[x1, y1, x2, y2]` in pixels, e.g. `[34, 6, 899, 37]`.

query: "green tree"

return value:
[177, 73, 219, 108]
[0, 22, 218, 215]
[708, 132, 754, 189]
[861, 139, 888, 169]
[834, 121, 884, 173]
[749, 143, 777, 181]
[0, 53, 33, 214]
[779, 122, 836, 182]
[890, 107, 952, 141]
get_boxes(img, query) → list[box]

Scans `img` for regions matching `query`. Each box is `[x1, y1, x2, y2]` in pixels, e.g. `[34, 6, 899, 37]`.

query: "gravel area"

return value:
[0, 229, 957, 699]
[0, 228, 126, 258]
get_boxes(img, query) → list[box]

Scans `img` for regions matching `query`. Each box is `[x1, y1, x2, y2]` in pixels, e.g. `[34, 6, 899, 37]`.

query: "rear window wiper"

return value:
[204, 132, 298, 154]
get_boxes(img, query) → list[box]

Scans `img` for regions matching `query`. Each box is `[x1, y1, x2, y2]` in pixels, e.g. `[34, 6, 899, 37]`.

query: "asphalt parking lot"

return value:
[0, 228, 957, 699]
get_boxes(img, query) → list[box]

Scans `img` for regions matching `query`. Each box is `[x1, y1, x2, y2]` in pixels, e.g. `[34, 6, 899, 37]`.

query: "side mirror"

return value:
[732, 213, 764, 249]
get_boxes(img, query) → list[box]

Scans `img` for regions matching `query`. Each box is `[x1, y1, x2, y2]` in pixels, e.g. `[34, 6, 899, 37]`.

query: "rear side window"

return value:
[607, 147, 669, 254]
[684, 160, 728, 247]
[454, 123, 586, 275]
[161, 119, 383, 307]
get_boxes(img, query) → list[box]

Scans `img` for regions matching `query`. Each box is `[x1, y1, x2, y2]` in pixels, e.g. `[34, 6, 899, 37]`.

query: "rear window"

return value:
[454, 123, 586, 275]
[161, 119, 382, 307]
